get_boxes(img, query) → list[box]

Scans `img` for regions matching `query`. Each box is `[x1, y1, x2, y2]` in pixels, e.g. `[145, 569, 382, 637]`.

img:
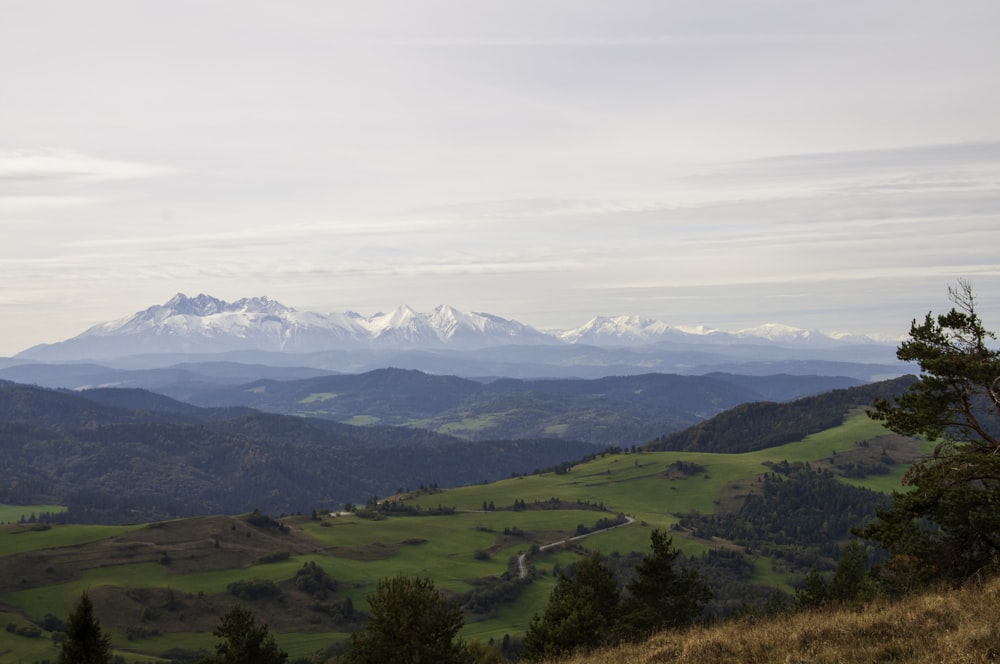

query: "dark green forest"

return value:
[0, 381, 597, 522]
[646, 375, 915, 453]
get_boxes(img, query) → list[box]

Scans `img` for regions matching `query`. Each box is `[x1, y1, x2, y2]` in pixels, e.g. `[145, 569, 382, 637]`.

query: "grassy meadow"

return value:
[0, 412, 928, 662]
[0, 503, 66, 525]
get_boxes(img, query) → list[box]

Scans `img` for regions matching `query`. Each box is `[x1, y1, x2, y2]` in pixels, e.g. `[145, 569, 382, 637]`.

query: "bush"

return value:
[257, 551, 291, 564]
[294, 561, 337, 599]
[227, 578, 281, 601]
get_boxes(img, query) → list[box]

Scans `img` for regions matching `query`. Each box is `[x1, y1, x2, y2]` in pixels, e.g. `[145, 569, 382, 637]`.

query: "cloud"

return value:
[0, 149, 178, 182]
[0, 196, 106, 212]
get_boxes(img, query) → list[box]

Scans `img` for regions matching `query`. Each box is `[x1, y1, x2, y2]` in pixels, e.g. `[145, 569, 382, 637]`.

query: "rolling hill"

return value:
[162, 368, 865, 445]
[0, 381, 598, 521]
[0, 373, 931, 662]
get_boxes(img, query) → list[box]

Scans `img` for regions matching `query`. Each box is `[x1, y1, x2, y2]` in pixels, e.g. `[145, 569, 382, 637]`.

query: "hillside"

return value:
[172, 368, 863, 445]
[547, 578, 1000, 663]
[0, 364, 865, 445]
[0, 403, 931, 661]
[0, 381, 598, 520]
[647, 375, 916, 453]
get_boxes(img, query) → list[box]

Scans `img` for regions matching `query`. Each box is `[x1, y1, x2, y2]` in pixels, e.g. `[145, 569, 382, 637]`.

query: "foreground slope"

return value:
[549, 578, 1000, 664]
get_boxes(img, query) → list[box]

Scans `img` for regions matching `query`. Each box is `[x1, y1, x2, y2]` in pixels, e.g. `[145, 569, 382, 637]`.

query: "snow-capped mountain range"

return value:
[14, 293, 893, 363]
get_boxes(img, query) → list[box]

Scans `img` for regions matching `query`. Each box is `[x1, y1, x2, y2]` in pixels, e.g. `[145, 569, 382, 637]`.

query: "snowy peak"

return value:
[429, 304, 466, 337]
[229, 296, 292, 316]
[362, 305, 438, 345]
[732, 323, 840, 346]
[556, 316, 883, 348]
[162, 292, 226, 316]
[428, 305, 551, 344]
[157, 293, 291, 317]
[360, 304, 553, 348]
[53, 295, 554, 357]
[558, 315, 678, 345]
[95, 293, 294, 337]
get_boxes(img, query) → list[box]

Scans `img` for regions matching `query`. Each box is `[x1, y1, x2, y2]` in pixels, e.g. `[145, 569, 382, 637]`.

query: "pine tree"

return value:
[795, 568, 830, 609]
[521, 551, 620, 660]
[342, 574, 467, 664]
[618, 529, 710, 639]
[860, 281, 1000, 585]
[200, 605, 287, 664]
[829, 540, 874, 603]
[58, 591, 112, 664]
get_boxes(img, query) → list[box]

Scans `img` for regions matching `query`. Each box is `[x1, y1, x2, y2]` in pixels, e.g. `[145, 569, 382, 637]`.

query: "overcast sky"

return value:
[2, 1, 999, 356]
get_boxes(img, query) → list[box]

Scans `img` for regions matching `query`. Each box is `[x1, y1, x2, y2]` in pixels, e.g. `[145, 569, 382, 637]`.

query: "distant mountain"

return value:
[12, 293, 904, 378]
[557, 315, 681, 345]
[0, 361, 336, 392]
[15, 294, 558, 361]
[0, 362, 869, 445]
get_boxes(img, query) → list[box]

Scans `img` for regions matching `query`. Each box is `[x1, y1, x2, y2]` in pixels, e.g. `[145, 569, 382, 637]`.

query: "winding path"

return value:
[517, 515, 636, 579]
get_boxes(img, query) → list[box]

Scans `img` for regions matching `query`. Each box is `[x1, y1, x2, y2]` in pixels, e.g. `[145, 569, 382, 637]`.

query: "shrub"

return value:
[227, 578, 281, 601]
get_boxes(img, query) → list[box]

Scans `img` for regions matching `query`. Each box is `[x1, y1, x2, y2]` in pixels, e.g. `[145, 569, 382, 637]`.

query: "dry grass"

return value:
[550, 578, 1000, 664]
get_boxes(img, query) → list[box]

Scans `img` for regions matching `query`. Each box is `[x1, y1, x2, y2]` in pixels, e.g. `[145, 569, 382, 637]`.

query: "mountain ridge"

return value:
[15, 293, 897, 363]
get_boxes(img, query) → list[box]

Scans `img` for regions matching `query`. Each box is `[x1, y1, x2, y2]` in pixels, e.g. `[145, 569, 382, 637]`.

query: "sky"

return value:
[1, 0, 999, 356]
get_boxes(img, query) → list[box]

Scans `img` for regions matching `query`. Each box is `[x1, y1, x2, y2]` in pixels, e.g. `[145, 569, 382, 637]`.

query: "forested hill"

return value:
[0, 381, 597, 522]
[645, 375, 917, 453]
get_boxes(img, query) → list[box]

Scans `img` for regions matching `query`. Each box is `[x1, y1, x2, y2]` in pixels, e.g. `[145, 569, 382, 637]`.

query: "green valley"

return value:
[0, 412, 929, 662]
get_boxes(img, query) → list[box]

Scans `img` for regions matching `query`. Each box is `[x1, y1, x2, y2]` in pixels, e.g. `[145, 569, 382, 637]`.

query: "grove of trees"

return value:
[522, 530, 710, 660]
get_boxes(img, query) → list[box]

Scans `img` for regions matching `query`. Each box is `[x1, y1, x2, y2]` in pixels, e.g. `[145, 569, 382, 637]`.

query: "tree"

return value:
[618, 529, 710, 639]
[59, 591, 112, 664]
[200, 605, 287, 664]
[342, 574, 467, 664]
[829, 540, 875, 604]
[294, 561, 337, 599]
[521, 551, 621, 660]
[795, 567, 830, 609]
[859, 281, 1000, 585]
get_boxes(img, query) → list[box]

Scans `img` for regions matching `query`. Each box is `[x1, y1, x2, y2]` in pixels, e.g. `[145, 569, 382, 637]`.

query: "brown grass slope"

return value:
[550, 579, 1000, 664]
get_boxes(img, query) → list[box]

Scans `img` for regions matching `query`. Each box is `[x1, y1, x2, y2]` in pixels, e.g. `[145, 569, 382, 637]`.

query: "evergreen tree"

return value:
[618, 529, 710, 639]
[829, 541, 874, 604]
[860, 281, 1000, 585]
[342, 574, 467, 664]
[521, 552, 620, 660]
[58, 590, 112, 664]
[794, 568, 830, 609]
[200, 605, 287, 664]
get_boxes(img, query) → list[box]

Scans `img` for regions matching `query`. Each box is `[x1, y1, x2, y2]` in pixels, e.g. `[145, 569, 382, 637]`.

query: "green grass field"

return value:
[0, 411, 919, 662]
[0, 522, 136, 556]
[0, 503, 66, 525]
[300, 392, 339, 403]
[342, 415, 380, 425]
